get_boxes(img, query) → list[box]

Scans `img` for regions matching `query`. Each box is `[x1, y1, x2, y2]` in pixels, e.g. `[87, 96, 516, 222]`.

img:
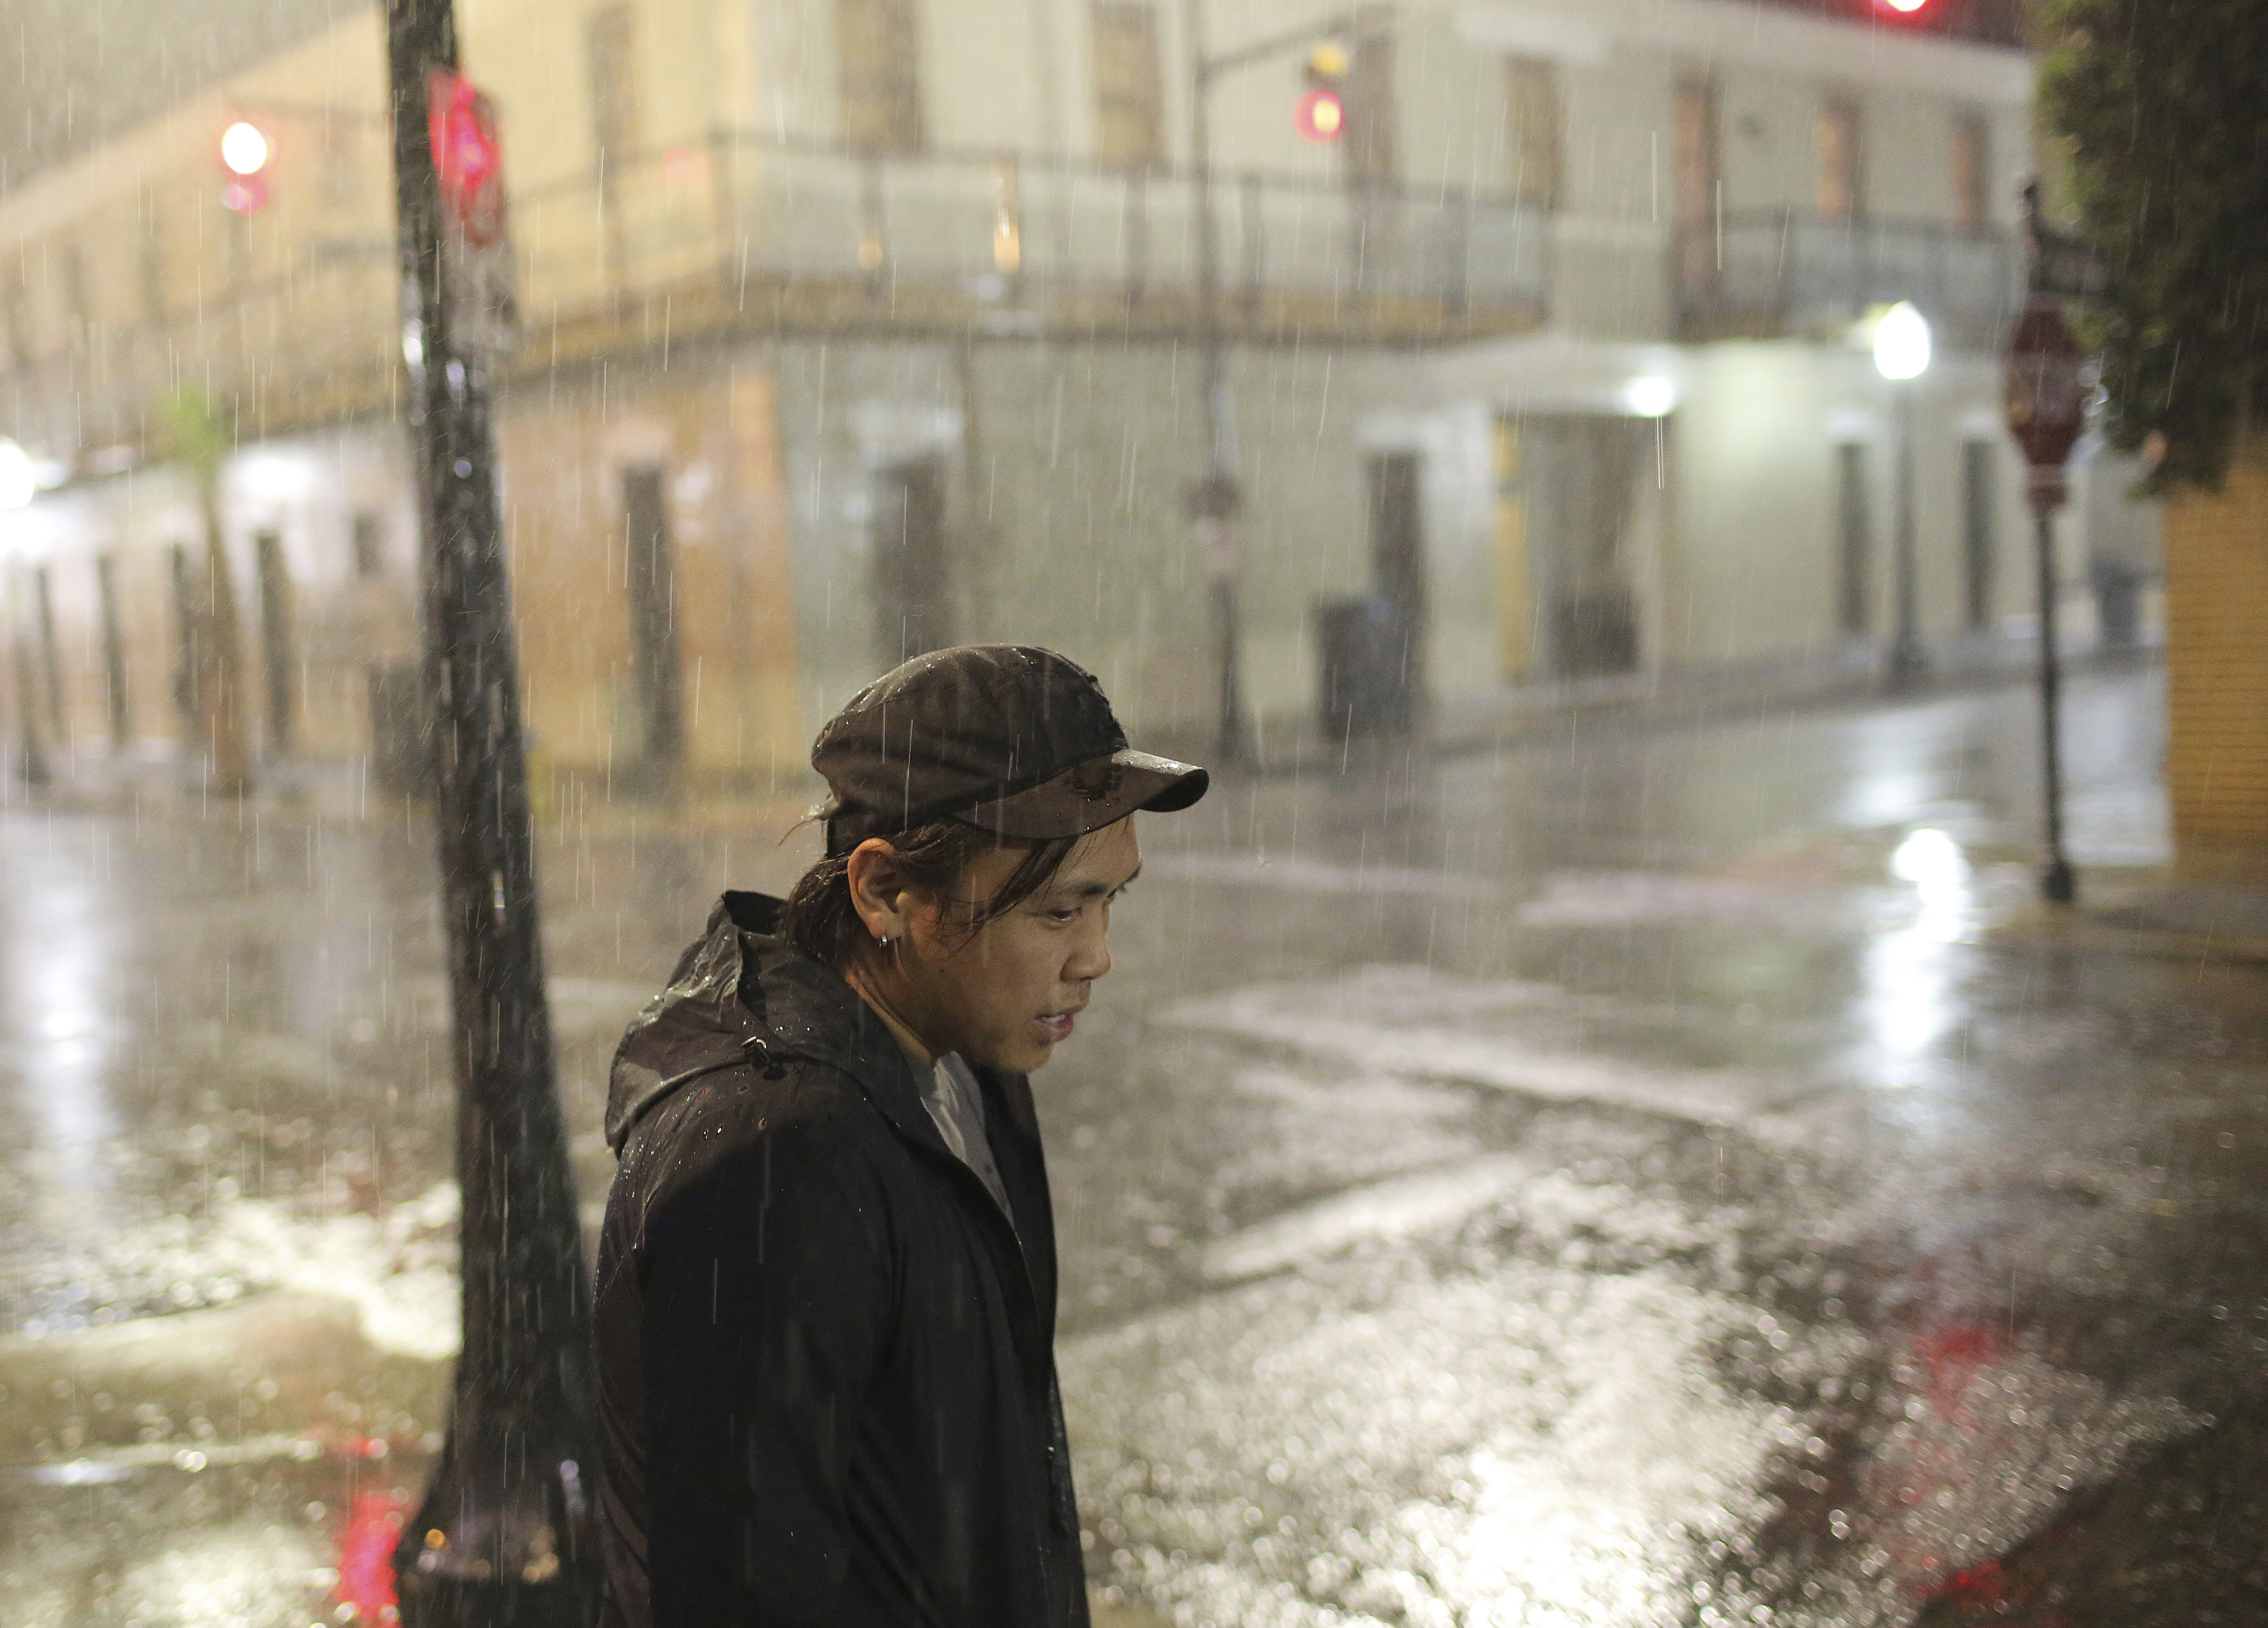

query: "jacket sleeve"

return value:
[640, 1095, 896, 1627]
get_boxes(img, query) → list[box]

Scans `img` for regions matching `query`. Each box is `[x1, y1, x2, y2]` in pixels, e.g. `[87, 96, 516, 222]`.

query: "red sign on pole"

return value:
[425, 68, 518, 360]
[2003, 297, 2088, 511]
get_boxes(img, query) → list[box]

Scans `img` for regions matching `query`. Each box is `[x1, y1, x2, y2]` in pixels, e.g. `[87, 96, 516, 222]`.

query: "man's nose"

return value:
[1064, 920, 1112, 984]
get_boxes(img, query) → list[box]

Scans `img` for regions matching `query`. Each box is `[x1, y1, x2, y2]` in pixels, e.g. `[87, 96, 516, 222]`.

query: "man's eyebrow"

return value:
[1060, 863, 1142, 899]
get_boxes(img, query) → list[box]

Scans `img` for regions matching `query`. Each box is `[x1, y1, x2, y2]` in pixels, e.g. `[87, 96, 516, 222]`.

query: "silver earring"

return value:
[878, 934, 891, 949]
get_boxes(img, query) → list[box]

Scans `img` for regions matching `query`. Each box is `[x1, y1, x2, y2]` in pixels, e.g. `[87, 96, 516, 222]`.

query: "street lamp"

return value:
[2004, 296, 2089, 905]
[1873, 300, 1931, 689]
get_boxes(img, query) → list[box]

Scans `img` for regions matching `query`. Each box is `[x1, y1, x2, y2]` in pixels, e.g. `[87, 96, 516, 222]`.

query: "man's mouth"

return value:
[1036, 1011, 1076, 1043]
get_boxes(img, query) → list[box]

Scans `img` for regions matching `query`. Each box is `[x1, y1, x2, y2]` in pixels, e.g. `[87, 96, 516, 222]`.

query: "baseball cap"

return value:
[812, 646, 1208, 853]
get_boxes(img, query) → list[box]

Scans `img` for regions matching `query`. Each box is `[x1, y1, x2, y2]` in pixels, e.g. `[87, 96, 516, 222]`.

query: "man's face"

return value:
[899, 817, 1141, 1074]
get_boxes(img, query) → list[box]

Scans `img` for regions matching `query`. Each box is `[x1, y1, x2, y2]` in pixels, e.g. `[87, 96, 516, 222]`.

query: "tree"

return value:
[2038, 0, 2268, 492]
[155, 386, 253, 795]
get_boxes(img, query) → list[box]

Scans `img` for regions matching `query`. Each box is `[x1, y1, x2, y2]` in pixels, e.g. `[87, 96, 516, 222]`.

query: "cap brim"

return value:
[959, 748, 1209, 840]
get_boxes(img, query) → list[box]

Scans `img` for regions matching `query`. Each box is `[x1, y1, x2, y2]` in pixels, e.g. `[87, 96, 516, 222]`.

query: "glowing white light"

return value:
[0, 439, 33, 509]
[1891, 827, 1969, 920]
[1872, 301, 1932, 381]
[220, 121, 271, 177]
[1621, 376, 1677, 418]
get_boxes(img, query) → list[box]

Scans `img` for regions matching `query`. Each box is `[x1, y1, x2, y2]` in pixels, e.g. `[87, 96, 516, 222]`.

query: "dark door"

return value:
[1528, 418, 1643, 678]
[1837, 442, 1872, 638]
[622, 463, 685, 767]
[873, 457, 948, 666]
[254, 530, 296, 756]
[1367, 450, 1425, 710]
[96, 554, 130, 749]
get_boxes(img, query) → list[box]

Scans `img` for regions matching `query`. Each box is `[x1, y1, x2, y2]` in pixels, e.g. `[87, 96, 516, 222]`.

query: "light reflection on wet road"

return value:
[7, 662, 2268, 1626]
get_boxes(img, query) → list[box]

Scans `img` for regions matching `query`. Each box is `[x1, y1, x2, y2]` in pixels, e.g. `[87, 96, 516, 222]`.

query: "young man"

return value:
[595, 645, 1207, 1628]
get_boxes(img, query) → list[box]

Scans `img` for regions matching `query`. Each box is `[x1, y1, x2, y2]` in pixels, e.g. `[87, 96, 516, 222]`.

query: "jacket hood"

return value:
[605, 891, 893, 1151]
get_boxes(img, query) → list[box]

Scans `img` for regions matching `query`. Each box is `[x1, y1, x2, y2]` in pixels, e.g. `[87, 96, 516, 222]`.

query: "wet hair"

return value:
[781, 818, 1080, 970]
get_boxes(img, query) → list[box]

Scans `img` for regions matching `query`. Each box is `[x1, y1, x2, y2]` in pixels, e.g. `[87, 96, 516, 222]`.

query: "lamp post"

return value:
[383, 2, 599, 1622]
[2004, 295, 2089, 906]
[1873, 300, 1932, 690]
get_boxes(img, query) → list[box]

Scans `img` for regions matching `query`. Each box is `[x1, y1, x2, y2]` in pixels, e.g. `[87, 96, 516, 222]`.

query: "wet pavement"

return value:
[6, 659, 2268, 1627]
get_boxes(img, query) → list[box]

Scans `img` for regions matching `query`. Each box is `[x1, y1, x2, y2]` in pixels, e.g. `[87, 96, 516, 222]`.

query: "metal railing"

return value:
[0, 134, 1549, 446]
[1675, 207, 2021, 347]
[511, 133, 1552, 330]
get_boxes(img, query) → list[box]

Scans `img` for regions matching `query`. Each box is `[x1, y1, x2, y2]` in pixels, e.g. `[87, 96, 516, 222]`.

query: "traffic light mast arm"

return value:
[1194, 6, 1388, 85]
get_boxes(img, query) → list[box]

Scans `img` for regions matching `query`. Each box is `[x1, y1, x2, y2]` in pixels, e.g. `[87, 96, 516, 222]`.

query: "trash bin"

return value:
[1314, 596, 1416, 739]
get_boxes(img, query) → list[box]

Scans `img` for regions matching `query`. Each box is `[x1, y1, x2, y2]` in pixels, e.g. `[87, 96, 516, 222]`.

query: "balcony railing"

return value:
[511, 134, 1551, 343]
[0, 134, 1547, 450]
[1675, 208, 2021, 349]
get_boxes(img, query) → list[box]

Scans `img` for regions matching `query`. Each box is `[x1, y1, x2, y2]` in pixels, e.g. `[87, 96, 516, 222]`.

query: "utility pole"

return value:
[1180, 4, 1387, 763]
[1181, 0, 1247, 765]
[383, 3, 599, 1622]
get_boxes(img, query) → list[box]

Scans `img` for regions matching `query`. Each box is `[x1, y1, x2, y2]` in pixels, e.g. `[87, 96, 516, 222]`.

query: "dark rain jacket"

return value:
[594, 892, 1090, 1628]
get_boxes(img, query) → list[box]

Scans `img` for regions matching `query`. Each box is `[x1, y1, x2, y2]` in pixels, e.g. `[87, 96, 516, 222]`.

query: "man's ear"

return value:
[845, 838, 917, 945]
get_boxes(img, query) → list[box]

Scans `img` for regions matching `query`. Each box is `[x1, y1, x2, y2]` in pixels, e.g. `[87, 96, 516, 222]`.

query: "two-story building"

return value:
[0, 0, 2153, 791]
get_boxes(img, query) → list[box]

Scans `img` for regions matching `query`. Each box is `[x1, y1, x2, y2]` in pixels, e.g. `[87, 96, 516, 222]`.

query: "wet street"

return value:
[6, 659, 2268, 1628]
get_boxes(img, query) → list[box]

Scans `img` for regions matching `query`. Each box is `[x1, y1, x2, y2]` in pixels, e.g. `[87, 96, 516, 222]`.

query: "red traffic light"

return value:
[1875, 0, 1929, 12]
[1295, 87, 1345, 143]
[219, 120, 273, 214]
[428, 69, 508, 246]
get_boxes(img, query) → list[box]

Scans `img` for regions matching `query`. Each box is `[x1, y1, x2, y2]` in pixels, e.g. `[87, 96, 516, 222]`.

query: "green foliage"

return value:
[2039, 0, 2268, 492]
[153, 386, 234, 483]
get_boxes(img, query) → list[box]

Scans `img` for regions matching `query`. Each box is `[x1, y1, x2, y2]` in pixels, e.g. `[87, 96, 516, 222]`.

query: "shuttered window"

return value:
[838, 0, 925, 154]
[1091, 2, 1164, 171]
[1505, 56, 1562, 209]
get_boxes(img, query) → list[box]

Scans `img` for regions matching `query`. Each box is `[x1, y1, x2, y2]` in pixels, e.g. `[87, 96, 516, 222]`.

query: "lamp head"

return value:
[1873, 301, 1932, 381]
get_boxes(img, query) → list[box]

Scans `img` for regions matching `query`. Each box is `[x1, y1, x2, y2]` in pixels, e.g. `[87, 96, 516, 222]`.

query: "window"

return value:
[1951, 111, 1990, 233]
[1505, 56, 1562, 210]
[837, 0, 925, 155]
[1673, 80, 1719, 291]
[1961, 440, 1996, 628]
[1091, 2, 1164, 171]
[1836, 442, 1871, 637]
[351, 512, 386, 579]
[1817, 96, 1862, 222]
[589, 6, 639, 180]
[63, 242, 93, 346]
[138, 191, 167, 326]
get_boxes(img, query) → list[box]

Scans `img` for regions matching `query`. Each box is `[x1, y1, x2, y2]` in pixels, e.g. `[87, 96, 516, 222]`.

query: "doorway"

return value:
[254, 530, 296, 756]
[621, 463, 685, 768]
[872, 456, 948, 667]
[1517, 416, 1647, 678]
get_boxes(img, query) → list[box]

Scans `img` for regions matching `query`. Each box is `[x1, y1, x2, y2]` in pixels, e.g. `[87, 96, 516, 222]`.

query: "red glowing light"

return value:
[1294, 87, 1345, 144]
[1877, 0, 1928, 11]
[428, 68, 507, 245]
[334, 1489, 409, 1622]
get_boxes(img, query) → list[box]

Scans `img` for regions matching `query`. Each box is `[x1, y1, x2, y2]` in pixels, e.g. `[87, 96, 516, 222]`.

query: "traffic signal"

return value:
[219, 120, 272, 214]
[1296, 40, 1348, 143]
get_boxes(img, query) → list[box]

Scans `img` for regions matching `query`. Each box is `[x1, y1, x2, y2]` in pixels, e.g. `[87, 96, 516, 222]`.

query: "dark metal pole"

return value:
[383, 3, 599, 1622]
[1887, 385, 1925, 689]
[2031, 494, 2078, 903]
[1183, 0, 1247, 763]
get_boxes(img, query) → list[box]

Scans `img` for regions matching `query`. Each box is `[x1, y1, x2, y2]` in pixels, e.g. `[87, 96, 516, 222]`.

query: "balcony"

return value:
[1675, 208, 2021, 351]
[0, 133, 1550, 451]
[518, 135, 1551, 355]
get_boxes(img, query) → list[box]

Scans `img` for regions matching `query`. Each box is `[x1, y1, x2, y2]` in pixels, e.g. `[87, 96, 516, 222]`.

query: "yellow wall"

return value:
[2164, 437, 2268, 874]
